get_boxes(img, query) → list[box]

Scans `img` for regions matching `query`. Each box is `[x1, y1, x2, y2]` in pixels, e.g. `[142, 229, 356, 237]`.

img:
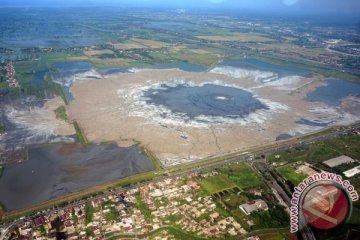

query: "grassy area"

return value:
[269, 134, 360, 164]
[171, 49, 219, 66]
[250, 205, 289, 230]
[85, 203, 95, 225]
[134, 193, 152, 221]
[44, 72, 68, 105]
[104, 207, 119, 222]
[86, 227, 94, 238]
[54, 106, 68, 121]
[165, 226, 212, 240]
[258, 232, 289, 240]
[72, 212, 78, 224]
[220, 163, 262, 190]
[222, 194, 248, 209]
[197, 33, 273, 42]
[140, 146, 162, 170]
[73, 121, 87, 144]
[199, 174, 236, 194]
[276, 165, 307, 185]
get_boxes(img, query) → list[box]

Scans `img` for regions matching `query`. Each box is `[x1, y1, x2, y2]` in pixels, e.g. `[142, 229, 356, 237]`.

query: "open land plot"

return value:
[199, 174, 236, 194]
[222, 194, 249, 209]
[262, 42, 329, 58]
[112, 38, 170, 50]
[170, 49, 220, 66]
[258, 232, 290, 240]
[269, 135, 360, 164]
[196, 33, 274, 42]
[276, 165, 308, 185]
[84, 49, 114, 57]
[220, 163, 262, 190]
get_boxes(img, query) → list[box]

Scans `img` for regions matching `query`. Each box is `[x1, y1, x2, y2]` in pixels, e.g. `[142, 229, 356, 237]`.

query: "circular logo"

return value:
[301, 183, 350, 230]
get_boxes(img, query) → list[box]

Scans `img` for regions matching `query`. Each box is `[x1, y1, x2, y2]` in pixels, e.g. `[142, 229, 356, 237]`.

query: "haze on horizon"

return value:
[1, 0, 359, 15]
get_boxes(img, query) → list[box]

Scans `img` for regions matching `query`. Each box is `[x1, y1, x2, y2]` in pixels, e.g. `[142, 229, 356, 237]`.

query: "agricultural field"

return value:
[196, 33, 273, 42]
[220, 163, 262, 190]
[112, 38, 170, 50]
[199, 174, 236, 194]
[276, 165, 308, 185]
[258, 232, 290, 240]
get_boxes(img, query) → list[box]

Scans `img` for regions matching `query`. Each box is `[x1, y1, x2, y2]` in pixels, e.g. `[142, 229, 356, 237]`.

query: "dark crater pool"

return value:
[144, 83, 268, 119]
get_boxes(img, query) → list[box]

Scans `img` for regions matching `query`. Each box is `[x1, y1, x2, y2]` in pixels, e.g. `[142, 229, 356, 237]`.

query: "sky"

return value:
[0, 0, 359, 14]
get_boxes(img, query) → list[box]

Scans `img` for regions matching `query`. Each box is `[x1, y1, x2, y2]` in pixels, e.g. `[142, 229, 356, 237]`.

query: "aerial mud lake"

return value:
[0, 143, 154, 211]
[67, 64, 360, 166]
[144, 83, 268, 120]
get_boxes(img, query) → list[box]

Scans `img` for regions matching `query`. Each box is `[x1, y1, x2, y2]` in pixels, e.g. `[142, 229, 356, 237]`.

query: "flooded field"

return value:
[305, 79, 360, 106]
[0, 143, 154, 211]
[0, 95, 76, 163]
[51, 61, 102, 101]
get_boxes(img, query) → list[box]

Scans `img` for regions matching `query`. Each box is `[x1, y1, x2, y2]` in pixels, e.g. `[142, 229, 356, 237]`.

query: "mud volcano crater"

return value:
[144, 83, 268, 119]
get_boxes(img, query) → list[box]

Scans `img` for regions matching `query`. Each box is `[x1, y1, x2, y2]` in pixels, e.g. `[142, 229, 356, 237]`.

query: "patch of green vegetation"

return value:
[140, 146, 162, 170]
[250, 205, 289, 230]
[221, 163, 262, 190]
[257, 232, 289, 240]
[73, 121, 87, 144]
[276, 165, 307, 185]
[72, 212, 78, 224]
[348, 204, 360, 225]
[333, 162, 359, 173]
[171, 49, 218, 66]
[223, 194, 248, 209]
[134, 193, 152, 221]
[37, 52, 68, 67]
[199, 174, 236, 194]
[54, 106, 68, 121]
[44, 72, 68, 105]
[85, 227, 94, 238]
[269, 134, 360, 165]
[0, 166, 3, 178]
[166, 226, 211, 240]
[229, 208, 251, 230]
[104, 207, 119, 222]
[85, 203, 95, 224]
[0, 124, 5, 134]
[39, 224, 48, 235]
[0, 81, 8, 89]
[163, 214, 182, 225]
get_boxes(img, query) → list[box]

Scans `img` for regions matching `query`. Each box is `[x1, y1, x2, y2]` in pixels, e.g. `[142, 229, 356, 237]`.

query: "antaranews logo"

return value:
[290, 172, 359, 233]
